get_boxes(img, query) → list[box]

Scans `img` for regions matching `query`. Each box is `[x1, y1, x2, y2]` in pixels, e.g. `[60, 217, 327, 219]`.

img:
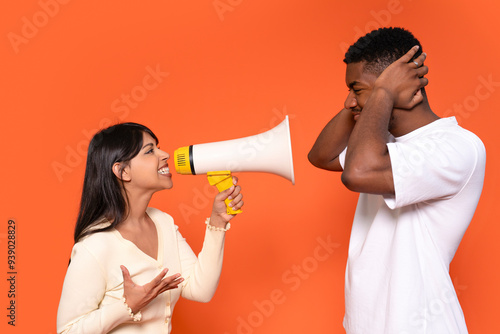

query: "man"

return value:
[308, 27, 485, 333]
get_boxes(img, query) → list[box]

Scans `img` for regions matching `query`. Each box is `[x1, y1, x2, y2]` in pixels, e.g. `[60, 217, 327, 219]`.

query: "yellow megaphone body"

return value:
[174, 116, 295, 214]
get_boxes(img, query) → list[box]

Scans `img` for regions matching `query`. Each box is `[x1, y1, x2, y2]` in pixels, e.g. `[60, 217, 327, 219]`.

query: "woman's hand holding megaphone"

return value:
[209, 176, 244, 228]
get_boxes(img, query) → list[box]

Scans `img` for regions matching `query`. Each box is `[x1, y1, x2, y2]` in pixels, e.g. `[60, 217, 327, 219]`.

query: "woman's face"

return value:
[124, 132, 173, 193]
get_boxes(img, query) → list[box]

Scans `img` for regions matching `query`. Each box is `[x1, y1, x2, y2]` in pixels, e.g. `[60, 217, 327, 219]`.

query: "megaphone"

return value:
[174, 115, 295, 214]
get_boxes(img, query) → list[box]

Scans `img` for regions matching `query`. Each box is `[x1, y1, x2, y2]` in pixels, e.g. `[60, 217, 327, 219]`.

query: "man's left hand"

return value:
[373, 45, 428, 109]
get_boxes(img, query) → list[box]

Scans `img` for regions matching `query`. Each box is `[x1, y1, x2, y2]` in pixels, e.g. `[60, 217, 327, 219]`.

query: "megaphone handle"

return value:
[207, 171, 243, 215]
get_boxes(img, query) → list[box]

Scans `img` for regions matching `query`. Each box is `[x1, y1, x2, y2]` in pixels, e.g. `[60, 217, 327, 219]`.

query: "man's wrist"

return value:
[369, 86, 396, 109]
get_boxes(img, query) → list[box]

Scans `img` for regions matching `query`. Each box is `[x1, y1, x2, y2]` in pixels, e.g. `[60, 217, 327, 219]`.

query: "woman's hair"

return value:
[73, 122, 158, 243]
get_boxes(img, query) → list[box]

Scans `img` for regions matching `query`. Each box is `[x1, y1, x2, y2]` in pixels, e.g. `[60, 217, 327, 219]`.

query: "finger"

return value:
[416, 65, 428, 78]
[411, 89, 425, 106]
[224, 178, 240, 200]
[121, 265, 138, 291]
[419, 77, 429, 89]
[163, 273, 182, 283]
[121, 265, 132, 283]
[231, 199, 244, 210]
[413, 52, 427, 67]
[158, 282, 181, 294]
[227, 185, 241, 200]
[164, 275, 184, 288]
[157, 277, 184, 294]
[150, 268, 169, 286]
[228, 193, 243, 208]
[148, 273, 182, 295]
[399, 45, 420, 63]
[216, 185, 235, 202]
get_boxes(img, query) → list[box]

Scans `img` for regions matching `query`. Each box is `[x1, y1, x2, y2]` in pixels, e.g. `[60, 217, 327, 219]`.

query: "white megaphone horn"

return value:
[174, 115, 295, 214]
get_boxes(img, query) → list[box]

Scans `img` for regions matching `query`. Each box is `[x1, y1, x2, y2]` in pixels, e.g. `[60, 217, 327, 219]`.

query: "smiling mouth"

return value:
[158, 166, 170, 175]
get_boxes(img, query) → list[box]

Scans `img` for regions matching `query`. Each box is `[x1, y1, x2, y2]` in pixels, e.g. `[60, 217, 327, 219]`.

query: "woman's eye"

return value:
[146, 149, 154, 154]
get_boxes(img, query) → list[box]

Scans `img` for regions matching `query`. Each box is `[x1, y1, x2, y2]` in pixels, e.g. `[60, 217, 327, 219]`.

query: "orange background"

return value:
[1, 0, 500, 333]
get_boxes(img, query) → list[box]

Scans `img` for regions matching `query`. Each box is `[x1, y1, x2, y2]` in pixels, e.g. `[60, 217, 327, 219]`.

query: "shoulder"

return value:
[388, 118, 485, 183]
[393, 118, 485, 163]
[73, 228, 116, 259]
[424, 117, 483, 147]
[428, 119, 486, 165]
[452, 124, 486, 155]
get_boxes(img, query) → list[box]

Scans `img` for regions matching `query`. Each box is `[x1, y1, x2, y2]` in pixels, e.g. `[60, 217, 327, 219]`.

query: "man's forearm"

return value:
[342, 88, 394, 193]
[308, 108, 355, 171]
[346, 88, 393, 166]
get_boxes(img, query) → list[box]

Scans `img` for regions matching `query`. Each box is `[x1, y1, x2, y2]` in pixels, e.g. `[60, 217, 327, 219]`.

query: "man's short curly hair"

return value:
[343, 27, 423, 74]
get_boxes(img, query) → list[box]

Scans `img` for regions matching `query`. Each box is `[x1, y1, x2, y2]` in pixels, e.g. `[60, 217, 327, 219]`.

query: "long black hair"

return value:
[74, 122, 158, 243]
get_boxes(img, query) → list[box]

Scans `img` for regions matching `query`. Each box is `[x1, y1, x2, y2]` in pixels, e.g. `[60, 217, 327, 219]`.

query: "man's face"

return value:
[344, 61, 379, 121]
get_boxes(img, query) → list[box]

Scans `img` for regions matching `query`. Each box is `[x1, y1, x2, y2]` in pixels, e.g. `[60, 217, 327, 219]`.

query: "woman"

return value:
[57, 122, 243, 333]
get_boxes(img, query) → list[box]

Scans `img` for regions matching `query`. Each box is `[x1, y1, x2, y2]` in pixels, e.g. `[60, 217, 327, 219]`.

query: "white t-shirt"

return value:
[339, 117, 486, 334]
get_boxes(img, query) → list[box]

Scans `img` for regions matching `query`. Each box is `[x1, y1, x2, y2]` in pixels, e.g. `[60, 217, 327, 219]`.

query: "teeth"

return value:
[158, 167, 169, 175]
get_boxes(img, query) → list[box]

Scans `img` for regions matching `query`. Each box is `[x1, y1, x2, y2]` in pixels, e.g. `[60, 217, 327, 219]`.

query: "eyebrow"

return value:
[348, 80, 360, 89]
[142, 142, 155, 150]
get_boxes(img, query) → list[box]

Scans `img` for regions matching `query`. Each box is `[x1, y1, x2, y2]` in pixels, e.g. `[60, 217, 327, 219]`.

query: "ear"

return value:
[112, 162, 131, 182]
[411, 88, 424, 107]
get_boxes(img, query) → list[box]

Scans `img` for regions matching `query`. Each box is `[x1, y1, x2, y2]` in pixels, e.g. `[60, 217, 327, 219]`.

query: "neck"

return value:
[120, 188, 154, 228]
[389, 100, 439, 137]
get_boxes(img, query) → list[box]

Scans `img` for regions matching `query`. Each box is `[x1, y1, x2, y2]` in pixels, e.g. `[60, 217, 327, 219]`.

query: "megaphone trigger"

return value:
[207, 171, 243, 215]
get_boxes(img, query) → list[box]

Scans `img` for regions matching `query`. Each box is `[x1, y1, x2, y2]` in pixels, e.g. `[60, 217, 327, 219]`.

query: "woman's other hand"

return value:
[121, 265, 183, 314]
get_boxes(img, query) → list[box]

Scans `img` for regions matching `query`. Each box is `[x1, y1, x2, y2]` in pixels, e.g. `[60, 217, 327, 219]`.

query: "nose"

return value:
[344, 91, 357, 110]
[159, 148, 170, 161]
